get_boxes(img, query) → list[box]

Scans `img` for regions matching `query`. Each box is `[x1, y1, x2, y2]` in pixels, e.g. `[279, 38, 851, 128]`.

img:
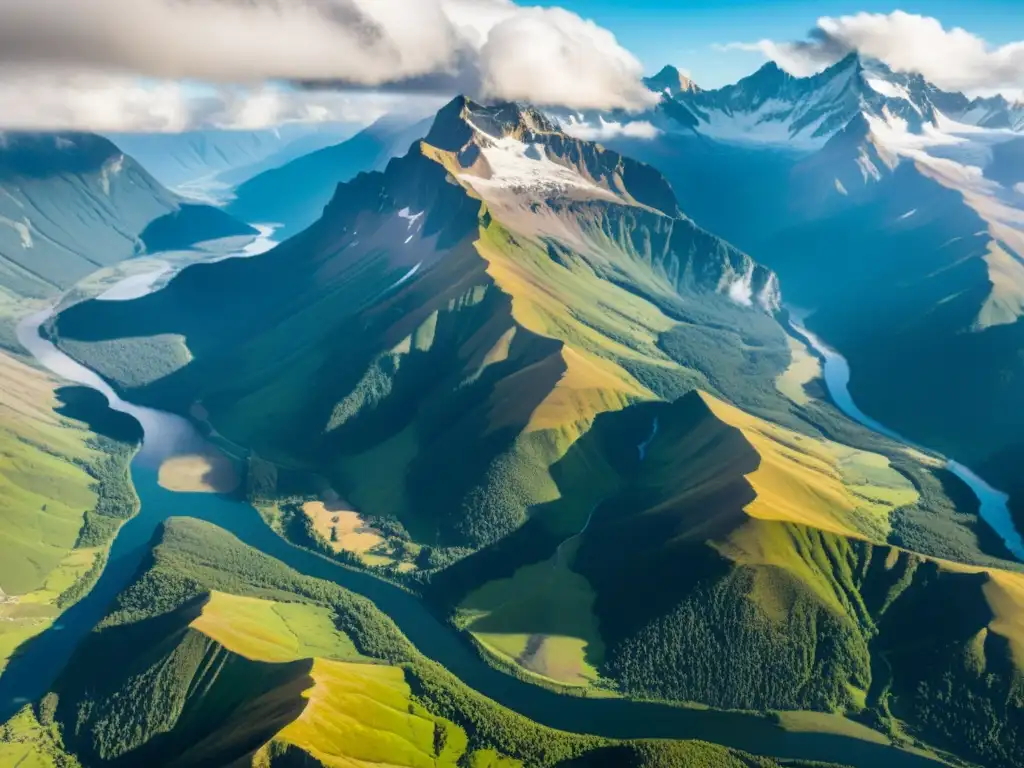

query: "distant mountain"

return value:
[607, 54, 1024, 542]
[225, 113, 433, 238]
[954, 94, 1024, 130]
[643, 65, 700, 98]
[107, 122, 357, 193]
[0, 132, 254, 325]
[665, 54, 960, 147]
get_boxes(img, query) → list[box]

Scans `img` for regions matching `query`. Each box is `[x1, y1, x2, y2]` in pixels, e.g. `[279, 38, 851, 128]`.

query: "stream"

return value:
[789, 314, 1024, 561]
[0, 252, 948, 767]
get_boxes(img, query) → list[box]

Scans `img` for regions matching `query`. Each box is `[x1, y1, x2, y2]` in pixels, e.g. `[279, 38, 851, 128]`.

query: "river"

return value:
[0, 253, 946, 767]
[789, 314, 1024, 561]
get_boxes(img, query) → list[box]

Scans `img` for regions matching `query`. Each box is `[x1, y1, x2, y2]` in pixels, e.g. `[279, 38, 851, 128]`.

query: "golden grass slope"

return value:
[976, 240, 1024, 330]
[188, 591, 518, 768]
[775, 335, 821, 405]
[0, 350, 104, 669]
[699, 391, 917, 542]
[266, 661, 469, 768]
[190, 591, 361, 663]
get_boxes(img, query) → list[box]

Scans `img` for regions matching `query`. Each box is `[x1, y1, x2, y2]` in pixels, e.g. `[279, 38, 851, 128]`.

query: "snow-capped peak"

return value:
[661, 53, 963, 149]
[643, 65, 701, 98]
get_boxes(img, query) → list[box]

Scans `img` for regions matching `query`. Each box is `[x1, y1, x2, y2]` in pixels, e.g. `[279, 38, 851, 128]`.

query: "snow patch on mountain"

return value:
[460, 132, 619, 203]
[398, 207, 424, 229]
[697, 100, 834, 149]
[865, 78, 914, 107]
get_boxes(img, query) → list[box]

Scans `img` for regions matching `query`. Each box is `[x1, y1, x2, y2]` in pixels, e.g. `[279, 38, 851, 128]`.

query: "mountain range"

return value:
[4, 48, 1024, 768]
[0, 132, 255, 348]
[607, 53, 1024, 539]
[107, 122, 357, 195]
[45, 94, 1024, 768]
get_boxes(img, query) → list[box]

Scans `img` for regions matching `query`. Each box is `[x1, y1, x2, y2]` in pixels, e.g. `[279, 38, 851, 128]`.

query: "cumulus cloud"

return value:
[720, 11, 1024, 96]
[0, 68, 430, 132]
[0, 0, 655, 117]
[561, 116, 660, 141]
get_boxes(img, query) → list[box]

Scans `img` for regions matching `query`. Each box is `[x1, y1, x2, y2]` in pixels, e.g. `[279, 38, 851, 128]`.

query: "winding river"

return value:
[0, 254, 948, 767]
[789, 314, 1024, 561]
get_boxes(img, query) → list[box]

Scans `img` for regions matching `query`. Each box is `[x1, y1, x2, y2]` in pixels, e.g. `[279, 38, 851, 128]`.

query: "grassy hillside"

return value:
[24, 517, 797, 768]
[613, 126, 1024, 535]
[0, 350, 139, 672]
[51, 98, 784, 562]
[439, 390, 1023, 767]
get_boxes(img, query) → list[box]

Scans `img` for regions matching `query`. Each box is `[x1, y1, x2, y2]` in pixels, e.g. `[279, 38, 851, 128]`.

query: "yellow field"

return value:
[459, 540, 604, 687]
[302, 501, 385, 556]
[700, 391, 918, 542]
[191, 591, 361, 663]
[776, 335, 821, 405]
[158, 450, 239, 494]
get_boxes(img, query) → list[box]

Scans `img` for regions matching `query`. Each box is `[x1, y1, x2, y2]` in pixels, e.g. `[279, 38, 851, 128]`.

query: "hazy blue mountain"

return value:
[225, 113, 432, 238]
[107, 122, 357, 193]
[0, 132, 256, 311]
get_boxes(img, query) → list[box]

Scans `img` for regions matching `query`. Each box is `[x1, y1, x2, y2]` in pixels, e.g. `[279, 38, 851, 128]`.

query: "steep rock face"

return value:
[52, 96, 782, 551]
[226, 114, 433, 239]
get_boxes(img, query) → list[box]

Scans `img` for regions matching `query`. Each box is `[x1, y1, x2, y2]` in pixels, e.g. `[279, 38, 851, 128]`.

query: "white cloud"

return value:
[0, 68, 427, 132]
[561, 116, 660, 141]
[719, 11, 1024, 97]
[475, 6, 656, 110]
[0, 0, 653, 123]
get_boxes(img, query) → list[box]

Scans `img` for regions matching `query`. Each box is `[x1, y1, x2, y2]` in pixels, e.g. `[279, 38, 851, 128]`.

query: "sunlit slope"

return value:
[0, 351, 97, 598]
[45, 520, 510, 768]
[35, 518, 787, 768]
[181, 593, 486, 768]
[51, 97, 782, 552]
[0, 351, 139, 673]
[453, 389, 916, 688]
[443, 390, 1024, 766]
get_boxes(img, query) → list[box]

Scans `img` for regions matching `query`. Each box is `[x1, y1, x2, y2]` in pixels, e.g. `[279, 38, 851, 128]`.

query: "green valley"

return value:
[3, 73, 1023, 768]
[0, 349, 139, 673]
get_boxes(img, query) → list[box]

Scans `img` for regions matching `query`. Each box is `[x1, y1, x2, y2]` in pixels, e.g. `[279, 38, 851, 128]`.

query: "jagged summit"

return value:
[424, 95, 558, 151]
[418, 96, 684, 218]
[659, 51, 1024, 148]
[662, 52, 950, 147]
[644, 65, 701, 97]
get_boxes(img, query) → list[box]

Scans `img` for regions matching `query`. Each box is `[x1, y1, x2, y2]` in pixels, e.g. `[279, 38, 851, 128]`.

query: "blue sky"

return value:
[532, 0, 1024, 88]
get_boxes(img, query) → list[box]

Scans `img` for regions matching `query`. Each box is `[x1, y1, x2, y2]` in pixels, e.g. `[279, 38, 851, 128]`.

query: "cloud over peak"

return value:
[0, 0, 656, 130]
[721, 11, 1024, 98]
